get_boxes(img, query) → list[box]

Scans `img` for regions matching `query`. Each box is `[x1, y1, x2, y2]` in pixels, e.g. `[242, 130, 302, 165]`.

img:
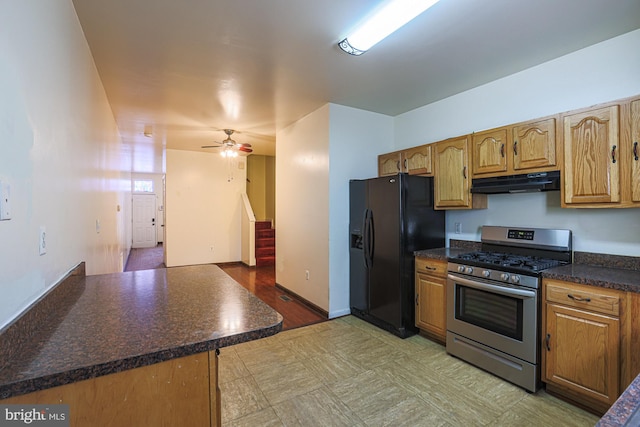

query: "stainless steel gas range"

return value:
[446, 226, 572, 392]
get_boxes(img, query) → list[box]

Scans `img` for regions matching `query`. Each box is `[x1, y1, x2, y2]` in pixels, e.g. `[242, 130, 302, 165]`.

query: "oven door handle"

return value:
[448, 274, 537, 299]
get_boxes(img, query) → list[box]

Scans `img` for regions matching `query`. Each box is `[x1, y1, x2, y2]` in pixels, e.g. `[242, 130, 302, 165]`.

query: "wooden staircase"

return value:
[255, 220, 275, 267]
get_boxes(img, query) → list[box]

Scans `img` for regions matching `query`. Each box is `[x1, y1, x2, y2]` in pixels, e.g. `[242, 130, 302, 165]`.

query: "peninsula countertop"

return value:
[0, 264, 283, 399]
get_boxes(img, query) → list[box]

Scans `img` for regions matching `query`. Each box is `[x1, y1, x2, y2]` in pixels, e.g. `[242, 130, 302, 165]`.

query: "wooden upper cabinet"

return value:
[563, 105, 620, 206]
[378, 151, 402, 176]
[512, 118, 556, 171]
[378, 145, 433, 177]
[403, 144, 433, 176]
[631, 99, 640, 202]
[434, 136, 472, 209]
[472, 128, 508, 175]
[471, 118, 558, 178]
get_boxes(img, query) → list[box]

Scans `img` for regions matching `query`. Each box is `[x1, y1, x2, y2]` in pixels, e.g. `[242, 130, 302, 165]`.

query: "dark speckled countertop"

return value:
[414, 239, 481, 260]
[597, 373, 640, 427]
[0, 264, 283, 399]
[542, 261, 640, 293]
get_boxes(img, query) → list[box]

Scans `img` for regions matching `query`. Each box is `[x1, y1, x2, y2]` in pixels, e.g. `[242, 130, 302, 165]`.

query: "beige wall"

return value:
[165, 149, 247, 267]
[276, 106, 331, 310]
[276, 104, 392, 315]
[0, 1, 130, 329]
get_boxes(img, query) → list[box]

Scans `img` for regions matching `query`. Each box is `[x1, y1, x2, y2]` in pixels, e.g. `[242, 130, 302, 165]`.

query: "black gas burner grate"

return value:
[454, 251, 567, 273]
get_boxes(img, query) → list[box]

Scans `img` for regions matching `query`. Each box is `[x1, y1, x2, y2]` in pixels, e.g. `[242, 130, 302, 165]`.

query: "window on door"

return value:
[133, 180, 154, 193]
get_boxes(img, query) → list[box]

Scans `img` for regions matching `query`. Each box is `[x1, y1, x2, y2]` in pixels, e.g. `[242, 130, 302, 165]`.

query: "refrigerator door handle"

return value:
[362, 209, 370, 269]
[367, 209, 375, 266]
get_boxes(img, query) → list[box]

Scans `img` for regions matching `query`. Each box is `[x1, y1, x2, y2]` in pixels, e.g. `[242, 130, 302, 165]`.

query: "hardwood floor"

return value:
[218, 263, 327, 331]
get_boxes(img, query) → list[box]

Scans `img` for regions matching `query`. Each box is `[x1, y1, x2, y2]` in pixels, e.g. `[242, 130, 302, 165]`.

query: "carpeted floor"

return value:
[124, 244, 165, 271]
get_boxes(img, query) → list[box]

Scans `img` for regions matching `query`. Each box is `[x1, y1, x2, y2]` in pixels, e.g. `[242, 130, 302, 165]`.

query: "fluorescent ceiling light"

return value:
[339, 0, 440, 55]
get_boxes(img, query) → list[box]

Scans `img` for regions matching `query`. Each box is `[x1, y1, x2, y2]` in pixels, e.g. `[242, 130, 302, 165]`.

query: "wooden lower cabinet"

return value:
[415, 257, 447, 342]
[542, 279, 623, 413]
[1, 351, 221, 427]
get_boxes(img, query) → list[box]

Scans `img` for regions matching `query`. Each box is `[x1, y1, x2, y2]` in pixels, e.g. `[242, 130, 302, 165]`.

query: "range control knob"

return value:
[465, 267, 474, 274]
[511, 275, 521, 284]
[500, 273, 510, 281]
[482, 270, 491, 278]
[458, 265, 465, 273]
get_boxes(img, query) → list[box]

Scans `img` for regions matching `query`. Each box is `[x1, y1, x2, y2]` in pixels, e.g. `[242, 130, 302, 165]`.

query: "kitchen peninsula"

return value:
[0, 264, 283, 426]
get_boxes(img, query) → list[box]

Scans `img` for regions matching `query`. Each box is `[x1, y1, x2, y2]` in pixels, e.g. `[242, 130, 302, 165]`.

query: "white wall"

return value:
[0, 1, 131, 329]
[276, 106, 331, 310]
[276, 103, 393, 316]
[165, 149, 246, 267]
[328, 104, 393, 317]
[394, 29, 640, 256]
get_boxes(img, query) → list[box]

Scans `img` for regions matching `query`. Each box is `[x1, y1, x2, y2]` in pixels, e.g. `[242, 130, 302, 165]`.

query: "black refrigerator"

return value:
[349, 173, 445, 338]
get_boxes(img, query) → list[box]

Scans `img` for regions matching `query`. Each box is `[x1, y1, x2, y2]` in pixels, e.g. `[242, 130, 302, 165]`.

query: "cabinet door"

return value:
[378, 152, 402, 176]
[472, 128, 508, 175]
[434, 136, 471, 208]
[563, 106, 620, 205]
[544, 303, 619, 406]
[0, 352, 212, 426]
[415, 273, 446, 339]
[512, 118, 556, 171]
[403, 145, 433, 176]
[631, 100, 640, 202]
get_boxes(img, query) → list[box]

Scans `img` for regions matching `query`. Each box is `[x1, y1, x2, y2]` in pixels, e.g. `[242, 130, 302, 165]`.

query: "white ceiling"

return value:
[72, 0, 640, 172]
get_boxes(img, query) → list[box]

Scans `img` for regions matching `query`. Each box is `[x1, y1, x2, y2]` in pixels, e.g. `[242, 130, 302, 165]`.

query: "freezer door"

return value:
[349, 180, 368, 312]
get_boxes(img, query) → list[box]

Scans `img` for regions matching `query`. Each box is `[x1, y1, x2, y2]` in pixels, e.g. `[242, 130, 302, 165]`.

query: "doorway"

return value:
[132, 194, 157, 248]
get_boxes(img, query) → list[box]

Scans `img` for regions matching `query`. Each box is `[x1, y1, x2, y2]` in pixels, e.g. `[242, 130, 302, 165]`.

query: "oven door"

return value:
[447, 273, 538, 363]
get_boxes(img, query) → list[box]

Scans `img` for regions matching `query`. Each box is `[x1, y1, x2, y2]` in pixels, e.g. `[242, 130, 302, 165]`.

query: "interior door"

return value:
[132, 194, 157, 248]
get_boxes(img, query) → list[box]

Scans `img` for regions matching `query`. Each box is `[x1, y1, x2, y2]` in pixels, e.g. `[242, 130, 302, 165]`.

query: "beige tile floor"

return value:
[219, 316, 600, 427]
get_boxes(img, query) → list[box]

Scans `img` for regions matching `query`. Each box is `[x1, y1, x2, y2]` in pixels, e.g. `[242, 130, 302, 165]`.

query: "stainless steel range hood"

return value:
[470, 171, 560, 194]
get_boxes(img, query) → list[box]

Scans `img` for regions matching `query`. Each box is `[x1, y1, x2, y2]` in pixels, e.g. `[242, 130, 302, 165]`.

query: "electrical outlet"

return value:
[305, 270, 310, 280]
[210, 246, 214, 252]
[455, 222, 462, 234]
[39, 226, 47, 255]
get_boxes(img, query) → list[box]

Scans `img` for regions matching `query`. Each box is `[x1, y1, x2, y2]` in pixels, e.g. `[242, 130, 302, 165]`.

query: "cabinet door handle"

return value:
[424, 265, 437, 271]
[545, 333, 551, 351]
[404, 158, 408, 170]
[611, 145, 617, 163]
[500, 143, 505, 158]
[567, 294, 591, 302]
[513, 141, 518, 156]
[634, 141, 638, 161]
[463, 166, 467, 179]
[415, 294, 419, 306]
[396, 161, 401, 171]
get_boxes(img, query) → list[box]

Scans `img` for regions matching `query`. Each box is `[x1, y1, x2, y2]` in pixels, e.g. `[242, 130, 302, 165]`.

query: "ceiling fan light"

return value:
[339, 0, 440, 55]
[221, 148, 238, 158]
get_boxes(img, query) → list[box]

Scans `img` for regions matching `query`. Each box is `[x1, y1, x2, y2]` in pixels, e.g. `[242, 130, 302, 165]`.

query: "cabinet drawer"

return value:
[415, 258, 447, 277]
[545, 281, 620, 317]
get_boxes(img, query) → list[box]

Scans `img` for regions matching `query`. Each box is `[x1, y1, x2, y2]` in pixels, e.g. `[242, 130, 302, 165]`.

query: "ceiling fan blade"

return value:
[239, 147, 253, 153]
[201, 145, 221, 148]
[237, 142, 252, 148]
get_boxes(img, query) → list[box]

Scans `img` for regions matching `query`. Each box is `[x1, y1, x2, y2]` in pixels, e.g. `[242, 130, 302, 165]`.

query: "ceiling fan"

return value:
[201, 129, 253, 154]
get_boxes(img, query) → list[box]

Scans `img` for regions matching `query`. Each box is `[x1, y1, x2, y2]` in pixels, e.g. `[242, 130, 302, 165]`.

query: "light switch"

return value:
[0, 180, 11, 220]
[39, 226, 46, 255]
